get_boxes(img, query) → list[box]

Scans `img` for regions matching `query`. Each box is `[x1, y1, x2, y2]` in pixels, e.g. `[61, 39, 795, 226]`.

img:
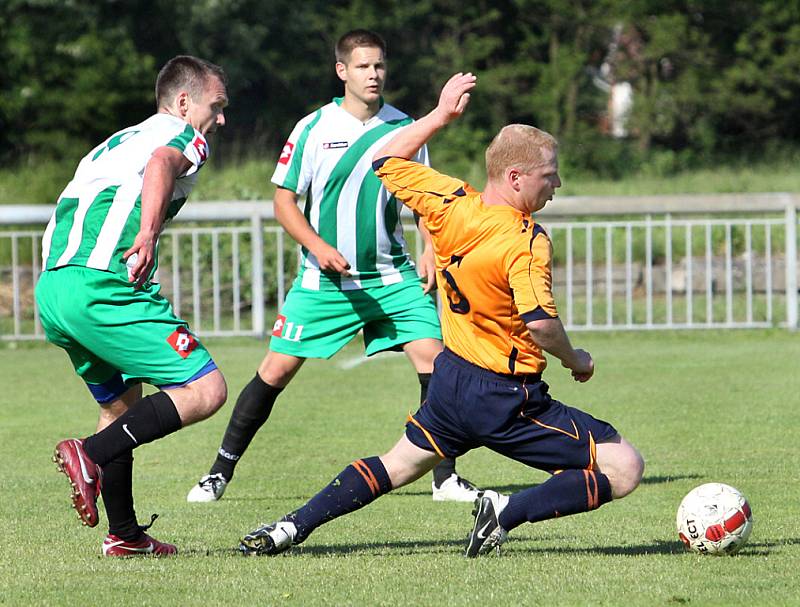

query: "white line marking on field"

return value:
[338, 351, 404, 370]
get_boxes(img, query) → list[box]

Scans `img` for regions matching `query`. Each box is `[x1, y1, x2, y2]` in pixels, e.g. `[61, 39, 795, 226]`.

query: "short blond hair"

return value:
[485, 124, 557, 182]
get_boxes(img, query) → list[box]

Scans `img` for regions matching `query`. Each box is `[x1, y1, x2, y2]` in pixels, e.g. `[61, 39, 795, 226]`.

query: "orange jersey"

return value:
[374, 156, 558, 374]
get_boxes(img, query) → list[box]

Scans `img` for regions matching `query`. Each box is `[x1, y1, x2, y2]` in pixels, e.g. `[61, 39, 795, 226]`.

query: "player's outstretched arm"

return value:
[373, 72, 477, 162]
[124, 146, 192, 287]
[527, 317, 594, 382]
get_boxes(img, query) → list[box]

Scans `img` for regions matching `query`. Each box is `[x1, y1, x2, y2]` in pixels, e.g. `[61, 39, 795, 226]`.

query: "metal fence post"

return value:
[251, 213, 265, 337]
[785, 196, 798, 330]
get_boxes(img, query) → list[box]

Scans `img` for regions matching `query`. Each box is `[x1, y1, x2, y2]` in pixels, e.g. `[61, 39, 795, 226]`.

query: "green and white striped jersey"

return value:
[41, 113, 209, 280]
[272, 98, 429, 291]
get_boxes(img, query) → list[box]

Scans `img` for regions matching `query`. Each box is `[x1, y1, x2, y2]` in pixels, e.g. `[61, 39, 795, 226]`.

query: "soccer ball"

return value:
[676, 483, 753, 555]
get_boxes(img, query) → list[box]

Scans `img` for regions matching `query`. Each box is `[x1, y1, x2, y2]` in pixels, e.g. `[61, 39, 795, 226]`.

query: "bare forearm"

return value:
[274, 189, 325, 249]
[140, 155, 181, 236]
[374, 110, 449, 161]
[527, 317, 580, 368]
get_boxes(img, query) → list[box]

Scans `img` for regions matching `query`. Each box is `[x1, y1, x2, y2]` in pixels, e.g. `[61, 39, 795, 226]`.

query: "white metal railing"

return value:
[1, 194, 798, 340]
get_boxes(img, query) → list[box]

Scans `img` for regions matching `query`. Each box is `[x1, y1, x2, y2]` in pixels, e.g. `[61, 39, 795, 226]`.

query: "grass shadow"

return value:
[639, 474, 704, 485]
[175, 537, 800, 559]
[398, 473, 705, 498]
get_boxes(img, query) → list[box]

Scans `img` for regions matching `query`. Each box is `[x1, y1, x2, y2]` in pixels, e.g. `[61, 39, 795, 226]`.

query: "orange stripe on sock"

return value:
[356, 459, 381, 494]
[583, 469, 596, 510]
[587, 432, 597, 469]
[587, 470, 599, 510]
[352, 460, 379, 496]
[406, 414, 445, 458]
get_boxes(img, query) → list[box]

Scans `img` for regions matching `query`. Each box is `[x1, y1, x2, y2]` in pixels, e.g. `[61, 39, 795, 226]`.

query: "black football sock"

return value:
[288, 456, 392, 543]
[420, 372, 459, 487]
[432, 457, 457, 487]
[498, 469, 613, 532]
[418, 372, 431, 404]
[209, 374, 283, 481]
[83, 391, 182, 467]
[101, 450, 141, 542]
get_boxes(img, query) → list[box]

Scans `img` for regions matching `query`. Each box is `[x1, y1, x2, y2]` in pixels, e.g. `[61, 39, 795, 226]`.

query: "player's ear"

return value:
[175, 91, 191, 118]
[335, 61, 348, 83]
[507, 168, 522, 191]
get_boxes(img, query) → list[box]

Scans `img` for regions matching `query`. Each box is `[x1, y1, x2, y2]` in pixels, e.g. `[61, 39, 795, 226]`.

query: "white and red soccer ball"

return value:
[676, 483, 753, 555]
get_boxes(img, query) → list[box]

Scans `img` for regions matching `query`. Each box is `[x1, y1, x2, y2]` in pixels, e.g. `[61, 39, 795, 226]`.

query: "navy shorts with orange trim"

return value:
[405, 349, 617, 472]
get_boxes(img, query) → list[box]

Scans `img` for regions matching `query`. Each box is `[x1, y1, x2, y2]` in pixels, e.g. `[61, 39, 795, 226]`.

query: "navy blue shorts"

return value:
[406, 349, 618, 472]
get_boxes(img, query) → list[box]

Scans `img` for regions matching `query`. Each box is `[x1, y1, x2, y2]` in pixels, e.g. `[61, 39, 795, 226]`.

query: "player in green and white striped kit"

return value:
[187, 30, 481, 504]
[38, 56, 229, 557]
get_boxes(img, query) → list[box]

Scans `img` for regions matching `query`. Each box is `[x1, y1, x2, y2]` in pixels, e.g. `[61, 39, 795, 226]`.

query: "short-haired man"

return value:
[38, 55, 229, 556]
[187, 30, 479, 504]
[238, 72, 644, 557]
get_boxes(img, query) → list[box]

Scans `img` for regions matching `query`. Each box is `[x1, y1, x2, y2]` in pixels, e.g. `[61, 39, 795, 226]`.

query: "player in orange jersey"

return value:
[238, 72, 644, 557]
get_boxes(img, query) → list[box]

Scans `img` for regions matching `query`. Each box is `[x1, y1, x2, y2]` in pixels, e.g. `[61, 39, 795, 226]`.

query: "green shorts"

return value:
[35, 266, 215, 402]
[269, 278, 442, 359]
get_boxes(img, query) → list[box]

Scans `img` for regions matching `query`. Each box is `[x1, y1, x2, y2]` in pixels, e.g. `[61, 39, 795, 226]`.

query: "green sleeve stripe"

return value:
[282, 109, 323, 193]
[166, 123, 196, 152]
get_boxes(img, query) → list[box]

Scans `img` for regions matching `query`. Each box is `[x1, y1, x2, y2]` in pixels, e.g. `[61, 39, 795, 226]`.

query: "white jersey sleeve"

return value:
[166, 124, 209, 177]
[271, 109, 323, 195]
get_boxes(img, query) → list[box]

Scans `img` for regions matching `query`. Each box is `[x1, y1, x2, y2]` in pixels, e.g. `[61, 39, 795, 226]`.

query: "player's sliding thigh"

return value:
[163, 369, 227, 426]
[380, 434, 443, 488]
[594, 435, 644, 499]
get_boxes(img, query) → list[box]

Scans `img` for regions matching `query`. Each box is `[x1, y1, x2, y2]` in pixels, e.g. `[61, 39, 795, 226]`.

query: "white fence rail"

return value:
[1, 194, 798, 340]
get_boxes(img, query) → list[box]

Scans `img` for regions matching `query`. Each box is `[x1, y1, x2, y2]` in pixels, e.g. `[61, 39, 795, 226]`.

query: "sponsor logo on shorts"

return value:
[278, 141, 294, 165]
[322, 141, 349, 150]
[167, 326, 198, 358]
[271, 314, 304, 342]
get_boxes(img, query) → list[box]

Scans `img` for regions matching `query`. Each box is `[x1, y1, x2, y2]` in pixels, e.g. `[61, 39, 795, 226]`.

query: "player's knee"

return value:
[596, 436, 644, 499]
[609, 444, 644, 499]
[258, 352, 302, 388]
[203, 374, 228, 416]
[189, 372, 228, 421]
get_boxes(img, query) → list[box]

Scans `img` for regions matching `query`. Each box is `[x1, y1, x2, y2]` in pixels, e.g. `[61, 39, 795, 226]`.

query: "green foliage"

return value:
[1, 1, 799, 175]
[0, 0, 155, 160]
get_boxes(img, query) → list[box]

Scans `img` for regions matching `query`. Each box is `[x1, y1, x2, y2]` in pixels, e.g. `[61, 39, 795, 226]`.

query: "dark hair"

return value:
[155, 55, 227, 108]
[335, 29, 386, 63]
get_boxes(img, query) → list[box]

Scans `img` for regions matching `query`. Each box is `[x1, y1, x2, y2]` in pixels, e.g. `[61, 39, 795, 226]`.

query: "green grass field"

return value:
[1, 330, 799, 606]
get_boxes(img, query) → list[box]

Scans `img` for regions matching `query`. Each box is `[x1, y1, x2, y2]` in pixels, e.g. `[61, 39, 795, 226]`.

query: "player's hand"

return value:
[311, 242, 351, 277]
[417, 246, 437, 294]
[435, 72, 477, 124]
[123, 231, 157, 288]
[563, 348, 594, 383]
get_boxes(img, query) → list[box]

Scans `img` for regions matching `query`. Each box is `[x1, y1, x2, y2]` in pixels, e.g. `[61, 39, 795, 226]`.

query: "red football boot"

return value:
[102, 533, 178, 557]
[53, 438, 103, 527]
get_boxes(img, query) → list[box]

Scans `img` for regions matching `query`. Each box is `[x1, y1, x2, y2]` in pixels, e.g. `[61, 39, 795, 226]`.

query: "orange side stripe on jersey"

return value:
[406, 414, 446, 458]
[352, 459, 379, 496]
